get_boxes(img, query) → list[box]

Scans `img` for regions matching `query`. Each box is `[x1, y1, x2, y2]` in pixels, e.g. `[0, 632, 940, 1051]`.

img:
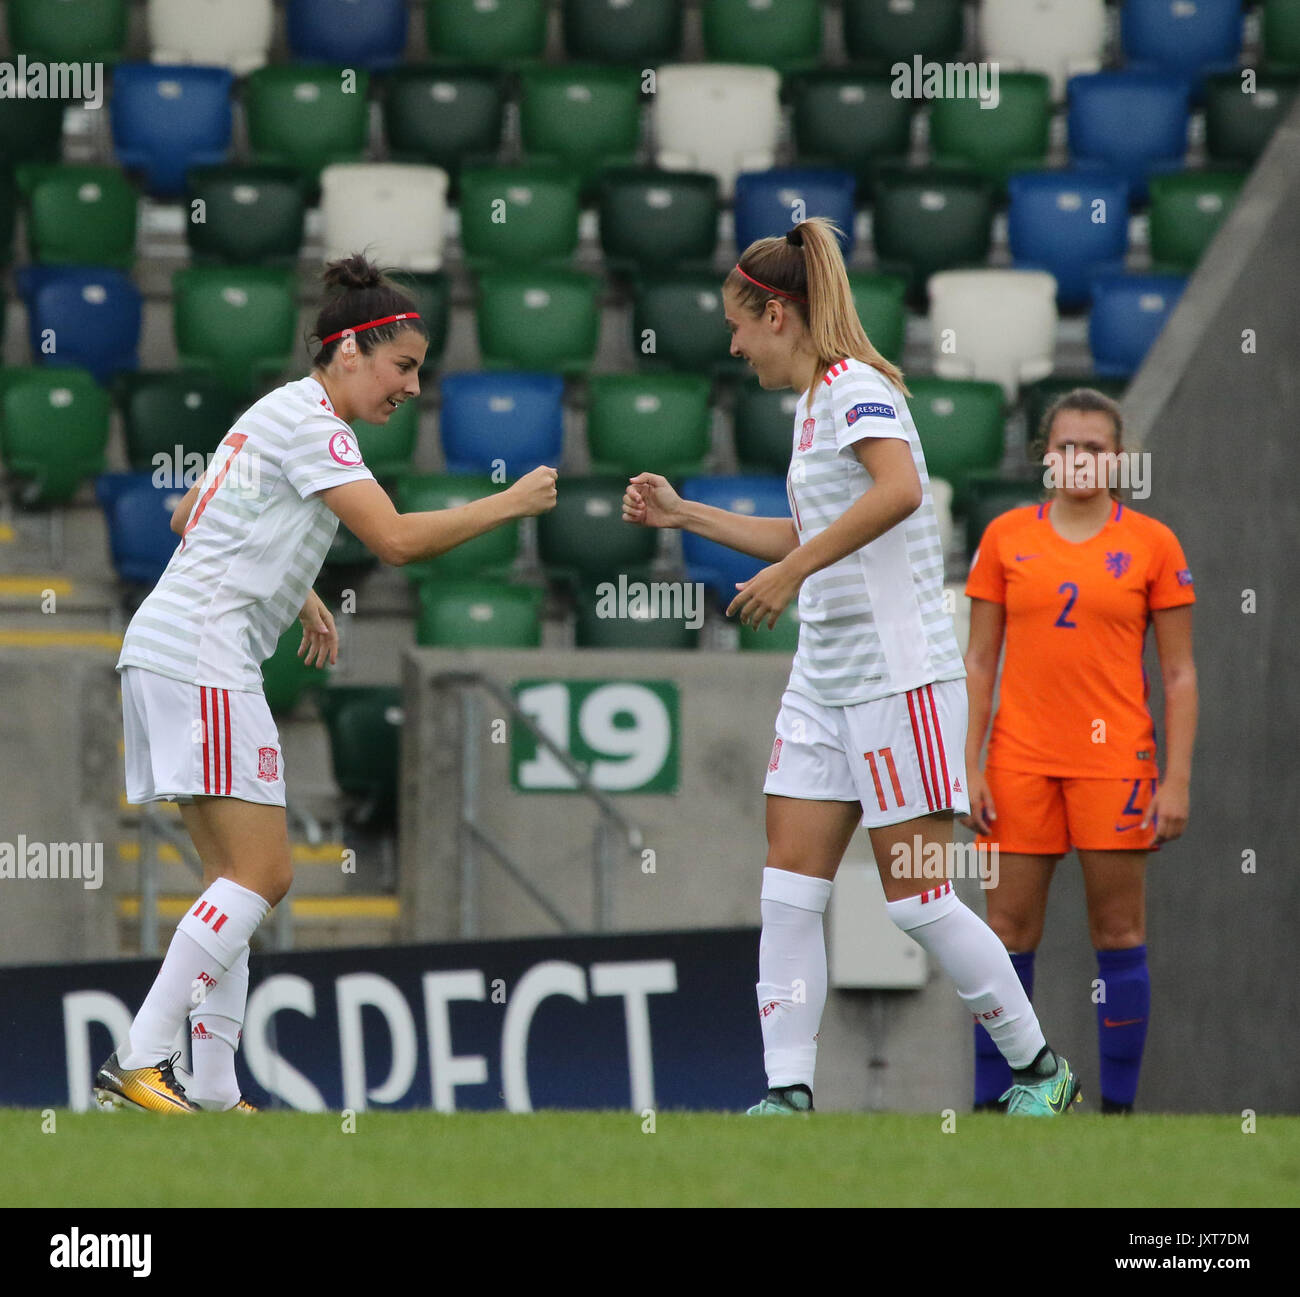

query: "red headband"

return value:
[734, 265, 807, 304]
[321, 312, 421, 346]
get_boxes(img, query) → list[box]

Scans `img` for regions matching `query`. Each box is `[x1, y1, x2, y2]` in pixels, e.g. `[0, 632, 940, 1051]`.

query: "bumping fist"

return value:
[623, 472, 686, 529]
[509, 465, 558, 516]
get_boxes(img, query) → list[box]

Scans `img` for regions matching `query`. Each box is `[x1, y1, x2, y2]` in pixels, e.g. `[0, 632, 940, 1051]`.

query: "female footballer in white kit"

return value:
[97, 255, 557, 1112]
[624, 218, 1079, 1115]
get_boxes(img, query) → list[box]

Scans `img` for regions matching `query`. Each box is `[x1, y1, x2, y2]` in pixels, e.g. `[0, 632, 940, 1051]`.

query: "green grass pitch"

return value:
[4, 1110, 1298, 1207]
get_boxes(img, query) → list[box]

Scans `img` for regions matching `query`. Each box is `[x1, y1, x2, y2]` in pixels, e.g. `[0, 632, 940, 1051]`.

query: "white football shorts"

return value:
[763, 679, 971, 827]
[121, 666, 286, 807]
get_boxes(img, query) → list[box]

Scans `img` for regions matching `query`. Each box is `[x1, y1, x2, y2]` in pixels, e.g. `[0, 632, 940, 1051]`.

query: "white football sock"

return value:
[120, 878, 269, 1068]
[756, 867, 833, 1090]
[187, 942, 249, 1111]
[886, 882, 1046, 1069]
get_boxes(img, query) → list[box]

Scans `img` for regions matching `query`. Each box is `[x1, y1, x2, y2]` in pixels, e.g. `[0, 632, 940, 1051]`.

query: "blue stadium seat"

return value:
[732, 168, 857, 257]
[680, 475, 791, 606]
[1006, 171, 1130, 309]
[1121, 0, 1243, 98]
[438, 372, 565, 477]
[286, 0, 410, 70]
[95, 473, 182, 587]
[1088, 272, 1187, 377]
[110, 64, 234, 196]
[16, 266, 141, 384]
[1067, 72, 1190, 201]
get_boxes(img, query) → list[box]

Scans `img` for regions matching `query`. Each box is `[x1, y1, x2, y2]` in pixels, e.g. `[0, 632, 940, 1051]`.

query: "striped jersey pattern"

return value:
[785, 357, 964, 706]
[116, 376, 374, 693]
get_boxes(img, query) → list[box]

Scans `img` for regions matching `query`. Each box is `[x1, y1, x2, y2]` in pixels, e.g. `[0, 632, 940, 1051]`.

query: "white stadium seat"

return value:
[978, 0, 1107, 101]
[147, 0, 274, 76]
[653, 64, 782, 200]
[320, 163, 450, 273]
[927, 269, 1058, 401]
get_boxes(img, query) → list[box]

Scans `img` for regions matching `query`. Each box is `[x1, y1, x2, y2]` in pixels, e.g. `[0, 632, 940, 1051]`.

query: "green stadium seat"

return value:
[733, 381, 800, 474]
[7, 0, 128, 63]
[597, 168, 719, 274]
[843, 0, 965, 65]
[185, 166, 306, 265]
[351, 397, 420, 481]
[702, 0, 823, 68]
[789, 71, 914, 197]
[848, 271, 908, 364]
[382, 65, 507, 178]
[395, 474, 519, 583]
[116, 371, 241, 475]
[317, 685, 402, 830]
[426, 0, 548, 62]
[386, 271, 451, 377]
[1205, 71, 1300, 164]
[416, 579, 544, 648]
[905, 377, 1006, 508]
[0, 66, 65, 167]
[738, 605, 800, 653]
[457, 165, 582, 269]
[964, 473, 1046, 556]
[172, 266, 298, 397]
[476, 269, 601, 374]
[0, 367, 111, 506]
[25, 165, 137, 268]
[1019, 375, 1127, 448]
[633, 274, 744, 377]
[518, 66, 644, 192]
[537, 476, 658, 585]
[1147, 170, 1246, 273]
[244, 66, 371, 182]
[930, 73, 1053, 185]
[586, 373, 712, 478]
[871, 169, 996, 299]
[260, 619, 329, 717]
[1263, 0, 1300, 71]
[317, 523, 380, 605]
[574, 578, 702, 648]
[563, 0, 684, 63]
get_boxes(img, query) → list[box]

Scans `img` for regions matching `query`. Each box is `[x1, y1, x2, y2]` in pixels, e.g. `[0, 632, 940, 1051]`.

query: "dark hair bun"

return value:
[322, 253, 384, 293]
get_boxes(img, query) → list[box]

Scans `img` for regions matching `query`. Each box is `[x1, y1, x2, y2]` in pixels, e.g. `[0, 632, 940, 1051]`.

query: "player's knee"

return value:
[987, 913, 1042, 952]
[1091, 924, 1145, 951]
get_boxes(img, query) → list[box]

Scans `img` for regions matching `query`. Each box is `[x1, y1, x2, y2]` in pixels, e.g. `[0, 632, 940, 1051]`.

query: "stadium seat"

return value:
[978, 0, 1106, 100]
[457, 165, 582, 269]
[146, 0, 274, 75]
[172, 267, 297, 396]
[7, 0, 128, 63]
[416, 580, 545, 649]
[738, 604, 800, 653]
[23, 165, 137, 269]
[929, 72, 1053, 186]
[395, 474, 519, 582]
[905, 377, 1006, 507]
[244, 66, 370, 182]
[1088, 273, 1186, 378]
[185, 166, 306, 264]
[0, 64, 65, 166]
[573, 580, 701, 648]
[927, 269, 1058, 400]
[475, 269, 601, 374]
[788, 71, 914, 197]
[95, 473, 182, 588]
[438, 371, 565, 477]
[1204, 70, 1300, 164]
[1020, 375, 1127, 447]
[680, 475, 790, 605]
[320, 163, 449, 273]
[842, 0, 965, 65]
[386, 271, 452, 376]
[848, 271, 908, 365]
[116, 370, 241, 474]
[701, 0, 822, 68]
[597, 168, 719, 274]
[350, 396, 420, 481]
[318, 522, 378, 596]
[733, 382, 801, 475]
[260, 619, 328, 717]
[317, 686, 402, 831]
[653, 64, 782, 199]
[0, 171, 16, 266]
[1066, 72, 1190, 201]
[1, 367, 111, 506]
[16, 266, 141, 385]
[426, 0, 548, 62]
[634, 274, 744, 377]
[1121, 0, 1243, 96]
[964, 474, 1046, 555]
[110, 64, 234, 197]
[732, 168, 857, 259]
[562, 0, 684, 63]
[537, 477, 658, 585]
[1263, 0, 1300, 71]
[1005, 170, 1130, 309]
[1147, 170, 1246, 273]
[286, 0, 409, 70]
[518, 66, 644, 192]
[870, 169, 996, 300]
[586, 372, 712, 478]
[382, 66, 508, 176]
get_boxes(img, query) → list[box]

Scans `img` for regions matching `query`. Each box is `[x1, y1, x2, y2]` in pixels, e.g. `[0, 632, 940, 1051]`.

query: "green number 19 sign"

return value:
[510, 680, 679, 794]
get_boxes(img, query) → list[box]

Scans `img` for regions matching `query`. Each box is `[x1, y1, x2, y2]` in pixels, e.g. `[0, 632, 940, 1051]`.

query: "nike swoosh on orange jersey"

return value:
[1103, 1017, 1147, 1028]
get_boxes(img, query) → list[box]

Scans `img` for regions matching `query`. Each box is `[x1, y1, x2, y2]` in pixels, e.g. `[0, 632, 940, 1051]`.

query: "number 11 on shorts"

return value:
[863, 747, 904, 811]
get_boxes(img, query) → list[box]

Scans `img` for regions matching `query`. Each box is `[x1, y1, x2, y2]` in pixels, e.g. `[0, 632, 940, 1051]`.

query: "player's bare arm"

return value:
[1144, 604, 1197, 839]
[169, 480, 202, 534]
[961, 597, 1007, 835]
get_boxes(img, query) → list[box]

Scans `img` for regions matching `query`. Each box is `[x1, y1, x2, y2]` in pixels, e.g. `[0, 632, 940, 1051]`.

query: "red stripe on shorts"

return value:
[906, 689, 935, 811]
[222, 689, 232, 795]
[924, 684, 952, 807]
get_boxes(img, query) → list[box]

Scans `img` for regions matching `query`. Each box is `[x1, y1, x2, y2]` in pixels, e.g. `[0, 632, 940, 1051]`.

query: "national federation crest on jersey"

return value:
[1105, 550, 1132, 578]
[798, 418, 816, 451]
[257, 746, 279, 782]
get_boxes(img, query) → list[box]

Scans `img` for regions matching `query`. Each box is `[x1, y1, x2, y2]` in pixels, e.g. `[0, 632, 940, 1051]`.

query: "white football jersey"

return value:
[784, 357, 964, 706]
[117, 376, 374, 693]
